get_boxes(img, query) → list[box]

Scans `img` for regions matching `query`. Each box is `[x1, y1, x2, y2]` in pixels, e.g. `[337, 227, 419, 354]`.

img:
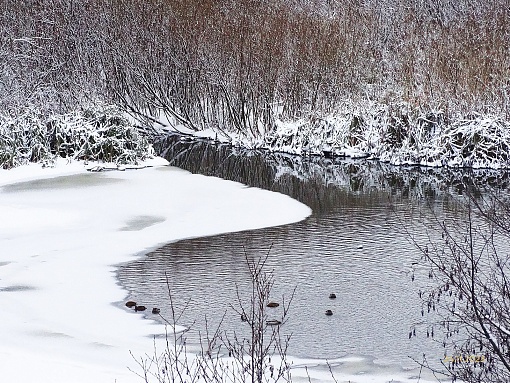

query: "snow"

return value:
[0, 157, 311, 383]
[153, 103, 510, 170]
[0, 157, 441, 383]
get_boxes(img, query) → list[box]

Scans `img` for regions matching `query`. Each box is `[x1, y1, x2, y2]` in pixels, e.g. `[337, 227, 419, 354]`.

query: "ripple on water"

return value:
[117, 200, 443, 370]
[117, 135, 508, 378]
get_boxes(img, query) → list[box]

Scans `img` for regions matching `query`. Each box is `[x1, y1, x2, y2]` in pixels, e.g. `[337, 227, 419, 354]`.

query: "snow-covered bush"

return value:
[437, 115, 510, 169]
[260, 103, 510, 170]
[0, 113, 51, 169]
[0, 106, 154, 169]
[2, 1, 509, 170]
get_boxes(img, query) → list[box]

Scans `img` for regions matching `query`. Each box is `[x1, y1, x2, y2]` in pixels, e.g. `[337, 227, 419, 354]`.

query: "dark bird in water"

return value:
[135, 305, 146, 312]
[125, 301, 137, 308]
[329, 293, 337, 299]
[152, 307, 160, 314]
[325, 309, 333, 316]
[241, 313, 248, 322]
[267, 302, 279, 308]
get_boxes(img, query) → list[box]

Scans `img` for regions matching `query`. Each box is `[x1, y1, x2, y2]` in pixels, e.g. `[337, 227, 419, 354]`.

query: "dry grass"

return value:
[1, 0, 508, 129]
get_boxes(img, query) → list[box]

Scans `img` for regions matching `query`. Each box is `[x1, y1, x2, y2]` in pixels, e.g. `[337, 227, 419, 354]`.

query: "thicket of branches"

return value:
[1, 0, 508, 134]
[132, 251, 294, 383]
[0, 106, 153, 169]
[409, 194, 510, 383]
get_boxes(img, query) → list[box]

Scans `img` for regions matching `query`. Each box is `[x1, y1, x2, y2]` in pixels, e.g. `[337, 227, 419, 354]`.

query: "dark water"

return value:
[117, 135, 509, 370]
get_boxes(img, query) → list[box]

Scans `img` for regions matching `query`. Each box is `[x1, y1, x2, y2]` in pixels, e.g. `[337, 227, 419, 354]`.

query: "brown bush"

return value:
[1, 0, 508, 129]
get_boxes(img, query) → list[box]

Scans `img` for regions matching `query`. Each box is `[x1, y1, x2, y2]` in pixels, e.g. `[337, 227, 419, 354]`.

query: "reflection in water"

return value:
[154, 135, 509, 214]
[117, 135, 509, 371]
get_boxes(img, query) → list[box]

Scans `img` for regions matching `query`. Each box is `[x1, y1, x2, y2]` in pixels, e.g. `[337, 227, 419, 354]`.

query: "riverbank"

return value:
[3, 102, 510, 173]
[164, 102, 510, 170]
[0, 158, 311, 383]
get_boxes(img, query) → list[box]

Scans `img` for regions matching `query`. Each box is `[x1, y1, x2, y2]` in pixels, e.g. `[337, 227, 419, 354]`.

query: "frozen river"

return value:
[0, 158, 310, 383]
[119, 136, 508, 380]
[2, 136, 498, 382]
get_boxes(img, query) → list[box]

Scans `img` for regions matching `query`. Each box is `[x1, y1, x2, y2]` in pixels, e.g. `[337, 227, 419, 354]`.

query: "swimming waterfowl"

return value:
[325, 309, 333, 316]
[135, 305, 146, 312]
[152, 307, 160, 314]
[329, 293, 337, 299]
[125, 301, 137, 308]
[267, 302, 279, 308]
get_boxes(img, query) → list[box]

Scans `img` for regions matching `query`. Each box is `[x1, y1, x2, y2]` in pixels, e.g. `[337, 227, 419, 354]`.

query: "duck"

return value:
[325, 309, 333, 316]
[267, 302, 279, 308]
[135, 305, 146, 312]
[152, 307, 160, 314]
[329, 293, 337, 299]
[125, 301, 137, 308]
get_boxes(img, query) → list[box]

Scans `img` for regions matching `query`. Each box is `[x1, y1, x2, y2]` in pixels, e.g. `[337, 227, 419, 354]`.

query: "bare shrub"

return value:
[409, 196, 510, 382]
[1, 0, 508, 153]
[133, 248, 294, 383]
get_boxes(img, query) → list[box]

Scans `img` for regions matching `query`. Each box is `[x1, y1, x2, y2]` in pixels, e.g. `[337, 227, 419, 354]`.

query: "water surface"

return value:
[118, 136, 507, 373]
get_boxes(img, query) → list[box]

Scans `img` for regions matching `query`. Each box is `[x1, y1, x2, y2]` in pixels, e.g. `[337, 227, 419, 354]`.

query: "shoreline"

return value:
[0, 158, 311, 383]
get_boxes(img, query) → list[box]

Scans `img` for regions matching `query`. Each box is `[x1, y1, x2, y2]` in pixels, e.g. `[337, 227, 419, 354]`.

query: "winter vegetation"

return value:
[408, 196, 510, 383]
[1, 0, 510, 168]
[131, 252, 296, 383]
[0, 105, 154, 169]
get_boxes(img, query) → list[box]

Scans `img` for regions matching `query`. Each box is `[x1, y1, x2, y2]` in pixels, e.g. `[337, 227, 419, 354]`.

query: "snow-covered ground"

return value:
[0, 157, 441, 383]
[0, 157, 312, 382]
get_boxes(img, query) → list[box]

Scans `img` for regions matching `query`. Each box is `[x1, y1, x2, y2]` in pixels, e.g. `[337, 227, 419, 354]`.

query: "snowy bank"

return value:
[0, 158, 311, 383]
[156, 102, 510, 170]
[0, 106, 154, 170]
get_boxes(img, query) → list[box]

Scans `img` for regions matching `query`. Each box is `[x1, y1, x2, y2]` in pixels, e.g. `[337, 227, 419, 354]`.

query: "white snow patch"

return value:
[0, 157, 311, 383]
[0, 156, 442, 383]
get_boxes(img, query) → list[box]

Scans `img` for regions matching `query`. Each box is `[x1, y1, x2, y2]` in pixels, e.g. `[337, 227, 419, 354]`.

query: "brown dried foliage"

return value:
[1, 1, 508, 124]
